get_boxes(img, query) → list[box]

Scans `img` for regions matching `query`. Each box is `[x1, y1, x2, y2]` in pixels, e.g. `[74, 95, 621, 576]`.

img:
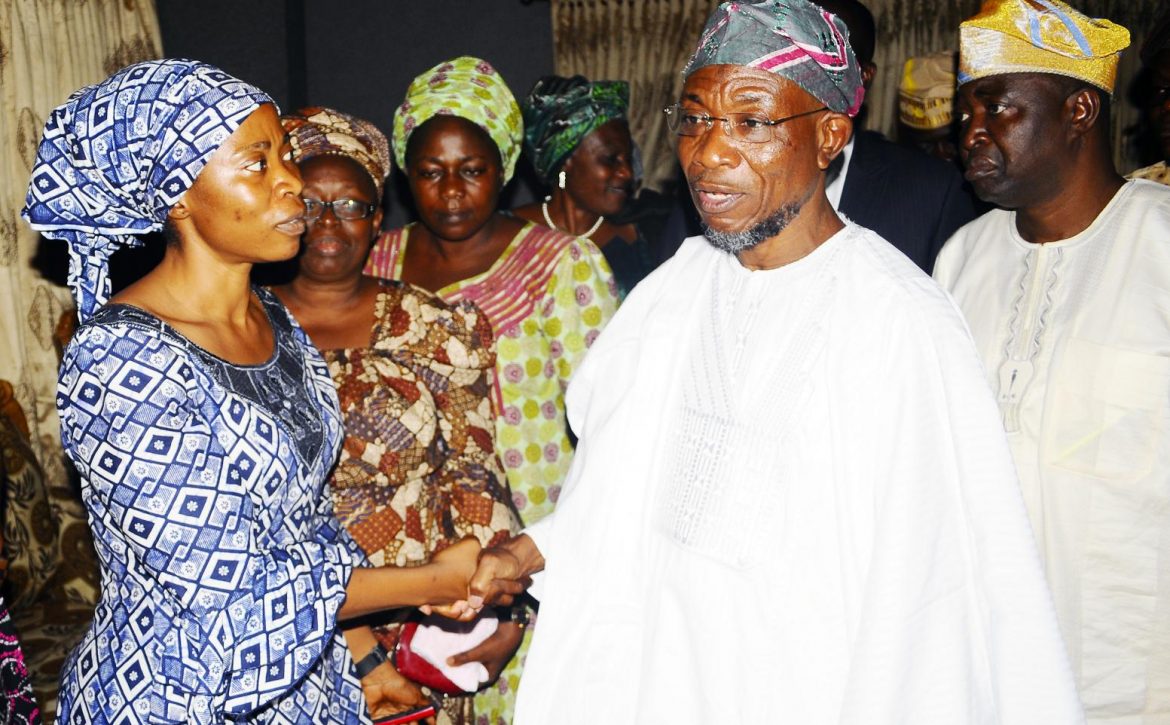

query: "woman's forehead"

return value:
[409, 115, 499, 160]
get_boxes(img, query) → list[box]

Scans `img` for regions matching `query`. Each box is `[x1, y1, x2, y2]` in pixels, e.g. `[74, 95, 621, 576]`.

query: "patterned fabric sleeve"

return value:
[416, 296, 522, 546]
[541, 238, 619, 394]
[311, 465, 370, 568]
[284, 301, 372, 573]
[58, 324, 356, 719]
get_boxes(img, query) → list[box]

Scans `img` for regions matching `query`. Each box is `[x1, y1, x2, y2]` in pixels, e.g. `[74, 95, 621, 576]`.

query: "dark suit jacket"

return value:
[839, 130, 980, 273]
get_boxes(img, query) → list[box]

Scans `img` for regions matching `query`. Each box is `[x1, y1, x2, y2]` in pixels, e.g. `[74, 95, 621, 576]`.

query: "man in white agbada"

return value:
[447, 1, 1083, 722]
[933, 1, 1170, 722]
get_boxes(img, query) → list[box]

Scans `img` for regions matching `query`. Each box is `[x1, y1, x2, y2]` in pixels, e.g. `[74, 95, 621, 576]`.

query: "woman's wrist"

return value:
[428, 545, 478, 602]
[353, 642, 391, 679]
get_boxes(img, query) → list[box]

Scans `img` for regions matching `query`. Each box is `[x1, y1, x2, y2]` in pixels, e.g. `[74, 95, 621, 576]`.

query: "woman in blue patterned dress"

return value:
[21, 59, 479, 724]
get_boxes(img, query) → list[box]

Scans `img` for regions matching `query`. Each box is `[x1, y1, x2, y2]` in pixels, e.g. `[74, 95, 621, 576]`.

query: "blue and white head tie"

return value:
[22, 59, 273, 322]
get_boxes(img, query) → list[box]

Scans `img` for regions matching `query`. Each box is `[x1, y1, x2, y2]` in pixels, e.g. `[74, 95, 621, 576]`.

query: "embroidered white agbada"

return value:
[934, 179, 1170, 724]
[516, 222, 1083, 724]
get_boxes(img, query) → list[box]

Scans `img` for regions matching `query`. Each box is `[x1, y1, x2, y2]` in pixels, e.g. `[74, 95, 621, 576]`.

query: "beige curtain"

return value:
[552, 0, 1165, 183]
[551, 0, 721, 192]
[0, 0, 160, 716]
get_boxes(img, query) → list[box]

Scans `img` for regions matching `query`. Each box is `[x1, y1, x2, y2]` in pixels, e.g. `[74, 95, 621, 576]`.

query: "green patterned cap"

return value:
[522, 75, 629, 185]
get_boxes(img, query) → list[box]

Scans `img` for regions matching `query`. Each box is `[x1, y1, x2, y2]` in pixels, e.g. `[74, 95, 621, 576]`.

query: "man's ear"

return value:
[1066, 86, 1102, 140]
[817, 112, 853, 170]
[861, 62, 877, 90]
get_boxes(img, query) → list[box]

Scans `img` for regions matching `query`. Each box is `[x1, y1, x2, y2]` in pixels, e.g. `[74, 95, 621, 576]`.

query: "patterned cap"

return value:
[522, 76, 629, 185]
[959, 0, 1130, 92]
[899, 52, 957, 130]
[393, 56, 523, 183]
[282, 106, 391, 196]
[684, 0, 865, 117]
[22, 59, 271, 322]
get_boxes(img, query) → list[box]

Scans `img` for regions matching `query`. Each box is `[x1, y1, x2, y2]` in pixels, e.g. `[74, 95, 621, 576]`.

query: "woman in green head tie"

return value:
[364, 56, 620, 724]
[514, 75, 654, 299]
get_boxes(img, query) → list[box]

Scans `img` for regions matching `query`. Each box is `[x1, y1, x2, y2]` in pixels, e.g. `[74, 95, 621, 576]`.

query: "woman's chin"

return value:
[298, 258, 359, 284]
[422, 221, 488, 243]
[262, 235, 304, 264]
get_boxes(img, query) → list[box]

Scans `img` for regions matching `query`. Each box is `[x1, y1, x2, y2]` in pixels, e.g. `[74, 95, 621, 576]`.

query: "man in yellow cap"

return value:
[934, 2, 1170, 722]
[897, 51, 961, 163]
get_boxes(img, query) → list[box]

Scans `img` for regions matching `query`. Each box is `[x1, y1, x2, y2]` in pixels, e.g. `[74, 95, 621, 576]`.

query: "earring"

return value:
[558, 170, 567, 189]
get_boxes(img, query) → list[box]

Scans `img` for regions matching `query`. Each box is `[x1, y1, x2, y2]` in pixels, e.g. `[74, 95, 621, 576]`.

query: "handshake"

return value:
[424, 533, 546, 620]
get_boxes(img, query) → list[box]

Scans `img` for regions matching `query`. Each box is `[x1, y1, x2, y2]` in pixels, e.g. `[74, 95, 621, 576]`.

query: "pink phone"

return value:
[372, 700, 439, 725]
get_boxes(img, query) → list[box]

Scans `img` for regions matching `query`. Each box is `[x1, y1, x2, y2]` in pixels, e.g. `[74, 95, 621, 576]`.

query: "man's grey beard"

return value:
[700, 182, 817, 254]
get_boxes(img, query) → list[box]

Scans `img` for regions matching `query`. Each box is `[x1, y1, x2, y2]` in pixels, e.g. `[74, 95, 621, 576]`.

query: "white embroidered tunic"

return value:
[935, 179, 1170, 724]
[517, 223, 1083, 724]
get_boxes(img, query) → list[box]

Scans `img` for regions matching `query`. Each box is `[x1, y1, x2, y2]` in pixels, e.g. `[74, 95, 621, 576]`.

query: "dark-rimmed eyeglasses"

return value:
[663, 104, 829, 143]
[302, 198, 378, 222]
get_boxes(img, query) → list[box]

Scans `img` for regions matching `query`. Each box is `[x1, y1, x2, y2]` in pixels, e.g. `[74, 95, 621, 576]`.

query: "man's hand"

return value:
[424, 534, 543, 620]
[465, 545, 530, 613]
[446, 620, 525, 685]
[421, 546, 527, 619]
[435, 534, 545, 620]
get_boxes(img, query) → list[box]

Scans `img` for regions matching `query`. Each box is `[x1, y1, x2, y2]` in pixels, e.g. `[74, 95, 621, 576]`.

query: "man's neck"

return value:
[1015, 170, 1125, 244]
[737, 196, 844, 270]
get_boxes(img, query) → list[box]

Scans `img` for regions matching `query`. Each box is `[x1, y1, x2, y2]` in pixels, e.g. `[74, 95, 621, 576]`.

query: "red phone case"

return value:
[372, 701, 438, 725]
[394, 621, 464, 695]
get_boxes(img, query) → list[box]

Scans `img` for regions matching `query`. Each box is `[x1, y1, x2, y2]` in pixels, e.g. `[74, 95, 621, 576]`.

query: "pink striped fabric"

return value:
[364, 222, 578, 337]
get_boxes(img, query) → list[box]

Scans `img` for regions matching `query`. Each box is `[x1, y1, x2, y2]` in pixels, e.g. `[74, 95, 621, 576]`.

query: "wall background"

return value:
[156, 0, 556, 228]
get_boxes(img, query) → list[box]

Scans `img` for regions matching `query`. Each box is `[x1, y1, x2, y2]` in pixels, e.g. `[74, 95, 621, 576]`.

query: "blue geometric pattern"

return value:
[55, 289, 371, 724]
[20, 59, 272, 322]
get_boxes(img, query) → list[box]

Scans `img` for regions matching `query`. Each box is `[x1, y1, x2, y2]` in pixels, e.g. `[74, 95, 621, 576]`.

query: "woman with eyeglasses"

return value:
[272, 107, 521, 724]
[513, 75, 654, 299]
[363, 57, 619, 723]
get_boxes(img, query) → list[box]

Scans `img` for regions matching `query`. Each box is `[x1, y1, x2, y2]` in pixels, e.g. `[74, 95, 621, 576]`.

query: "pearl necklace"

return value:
[542, 200, 603, 239]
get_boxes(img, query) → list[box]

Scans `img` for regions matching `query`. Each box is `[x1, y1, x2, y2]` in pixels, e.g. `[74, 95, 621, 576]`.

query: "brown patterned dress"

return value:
[325, 281, 518, 562]
[322, 281, 519, 722]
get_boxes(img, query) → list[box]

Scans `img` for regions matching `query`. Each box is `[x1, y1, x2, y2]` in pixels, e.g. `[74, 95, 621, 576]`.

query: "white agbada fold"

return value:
[934, 180, 1170, 724]
[518, 222, 1082, 724]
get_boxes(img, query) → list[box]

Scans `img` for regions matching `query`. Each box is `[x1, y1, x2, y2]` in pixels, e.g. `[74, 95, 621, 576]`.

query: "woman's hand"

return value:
[446, 620, 525, 686]
[428, 536, 482, 604]
[362, 660, 435, 724]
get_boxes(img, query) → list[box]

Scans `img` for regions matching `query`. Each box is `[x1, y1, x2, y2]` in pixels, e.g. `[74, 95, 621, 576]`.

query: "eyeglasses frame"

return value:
[302, 197, 379, 222]
[663, 104, 830, 143]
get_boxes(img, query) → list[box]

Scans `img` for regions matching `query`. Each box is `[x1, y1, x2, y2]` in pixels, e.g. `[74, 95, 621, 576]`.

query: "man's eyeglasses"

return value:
[302, 198, 378, 222]
[663, 104, 829, 143]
